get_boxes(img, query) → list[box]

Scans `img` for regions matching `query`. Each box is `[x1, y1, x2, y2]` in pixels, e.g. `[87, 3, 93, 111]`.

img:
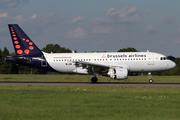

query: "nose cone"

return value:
[169, 61, 176, 69]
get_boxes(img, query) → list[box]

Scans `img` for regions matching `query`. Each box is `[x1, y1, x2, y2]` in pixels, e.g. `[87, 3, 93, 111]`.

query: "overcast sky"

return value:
[0, 0, 180, 57]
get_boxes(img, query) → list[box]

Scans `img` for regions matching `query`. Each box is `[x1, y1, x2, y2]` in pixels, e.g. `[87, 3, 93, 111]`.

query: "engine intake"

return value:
[108, 68, 128, 80]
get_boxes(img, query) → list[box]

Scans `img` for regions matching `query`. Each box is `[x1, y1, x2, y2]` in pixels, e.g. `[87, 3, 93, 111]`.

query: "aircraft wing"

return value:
[76, 61, 129, 69]
[78, 61, 109, 67]
[72, 61, 109, 74]
[72, 61, 129, 75]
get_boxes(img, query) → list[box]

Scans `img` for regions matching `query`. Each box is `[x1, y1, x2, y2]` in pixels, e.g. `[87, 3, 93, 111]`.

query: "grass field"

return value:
[0, 86, 180, 120]
[0, 74, 180, 120]
[0, 74, 180, 83]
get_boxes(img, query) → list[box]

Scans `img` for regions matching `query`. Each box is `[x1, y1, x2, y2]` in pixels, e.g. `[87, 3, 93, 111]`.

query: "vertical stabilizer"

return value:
[8, 24, 42, 55]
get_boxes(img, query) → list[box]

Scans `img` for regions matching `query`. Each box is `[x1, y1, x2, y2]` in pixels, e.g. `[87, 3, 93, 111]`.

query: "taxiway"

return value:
[0, 82, 180, 87]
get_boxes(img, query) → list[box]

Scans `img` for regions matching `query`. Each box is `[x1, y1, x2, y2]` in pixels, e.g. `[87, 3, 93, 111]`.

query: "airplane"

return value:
[6, 24, 176, 83]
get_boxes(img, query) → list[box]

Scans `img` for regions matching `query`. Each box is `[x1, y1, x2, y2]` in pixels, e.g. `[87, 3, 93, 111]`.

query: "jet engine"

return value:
[108, 68, 128, 80]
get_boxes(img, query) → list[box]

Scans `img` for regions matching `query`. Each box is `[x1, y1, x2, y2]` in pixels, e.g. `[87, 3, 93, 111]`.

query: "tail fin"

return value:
[8, 24, 42, 55]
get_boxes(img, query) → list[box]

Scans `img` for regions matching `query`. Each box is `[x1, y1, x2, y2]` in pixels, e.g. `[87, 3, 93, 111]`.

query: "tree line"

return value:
[0, 45, 179, 75]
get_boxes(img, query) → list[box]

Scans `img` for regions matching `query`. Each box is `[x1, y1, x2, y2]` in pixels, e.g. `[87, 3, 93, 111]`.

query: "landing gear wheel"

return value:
[91, 77, 98, 83]
[149, 79, 153, 83]
[148, 72, 153, 83]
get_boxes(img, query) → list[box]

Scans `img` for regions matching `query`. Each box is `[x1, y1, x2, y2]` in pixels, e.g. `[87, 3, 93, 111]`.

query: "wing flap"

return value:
[78, 61, 109, 67]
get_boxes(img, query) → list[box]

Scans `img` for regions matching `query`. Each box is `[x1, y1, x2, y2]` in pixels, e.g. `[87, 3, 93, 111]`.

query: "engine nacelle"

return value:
[108, 68, 128, 80]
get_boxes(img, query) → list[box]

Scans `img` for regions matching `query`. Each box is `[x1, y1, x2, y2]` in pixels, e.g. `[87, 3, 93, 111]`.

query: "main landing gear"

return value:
[91, 73, 98, 83]
[148, 72, 153, 83]
[91, 77, 98, 83]
[90, 72, 154, 83]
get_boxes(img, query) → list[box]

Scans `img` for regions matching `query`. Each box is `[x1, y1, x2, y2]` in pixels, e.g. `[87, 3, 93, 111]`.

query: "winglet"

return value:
[8, 24, 42, 55]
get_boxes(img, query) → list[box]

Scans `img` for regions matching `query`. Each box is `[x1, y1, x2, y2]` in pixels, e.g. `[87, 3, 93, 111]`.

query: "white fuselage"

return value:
[43, 52, 176, 74]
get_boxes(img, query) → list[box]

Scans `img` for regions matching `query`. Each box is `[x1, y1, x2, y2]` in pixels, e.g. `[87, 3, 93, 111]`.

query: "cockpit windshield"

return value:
[160, 57, 168, 60]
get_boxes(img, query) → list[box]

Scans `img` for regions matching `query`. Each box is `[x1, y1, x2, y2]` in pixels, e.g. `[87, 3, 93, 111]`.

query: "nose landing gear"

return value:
[148, 72, 153, 83]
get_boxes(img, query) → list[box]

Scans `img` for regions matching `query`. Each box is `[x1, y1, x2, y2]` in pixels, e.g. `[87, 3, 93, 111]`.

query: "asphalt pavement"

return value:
[0, 81, 180, 87]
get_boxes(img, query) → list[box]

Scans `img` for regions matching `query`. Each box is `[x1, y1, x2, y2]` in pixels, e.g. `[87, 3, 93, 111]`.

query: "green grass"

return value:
[0, 86, 180, 120]
[0, 74, 179, 83]
[0, 75, 180, 119]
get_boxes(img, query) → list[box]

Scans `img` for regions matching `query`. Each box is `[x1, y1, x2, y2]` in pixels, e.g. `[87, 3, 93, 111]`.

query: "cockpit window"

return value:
[160, 57, 168, 60]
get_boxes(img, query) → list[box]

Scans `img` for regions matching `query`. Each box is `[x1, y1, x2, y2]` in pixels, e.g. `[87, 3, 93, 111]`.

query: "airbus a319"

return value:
[6, 24, 176, 83]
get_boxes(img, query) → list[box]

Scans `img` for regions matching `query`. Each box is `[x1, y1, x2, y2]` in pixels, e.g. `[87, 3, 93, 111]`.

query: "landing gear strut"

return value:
[148, 72, 153, 83]
[91, 73, 98, 83]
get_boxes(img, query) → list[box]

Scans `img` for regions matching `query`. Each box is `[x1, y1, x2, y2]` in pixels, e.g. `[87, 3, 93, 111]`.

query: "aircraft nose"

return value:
[169, 61, 176, 69]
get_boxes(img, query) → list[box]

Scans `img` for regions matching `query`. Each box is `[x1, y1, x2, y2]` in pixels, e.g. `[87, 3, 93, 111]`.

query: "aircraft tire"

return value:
[91, 77, 98, 83]
[149, 79, 153, 83]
